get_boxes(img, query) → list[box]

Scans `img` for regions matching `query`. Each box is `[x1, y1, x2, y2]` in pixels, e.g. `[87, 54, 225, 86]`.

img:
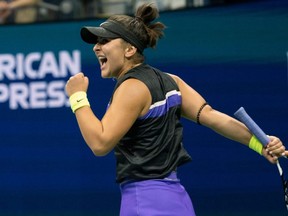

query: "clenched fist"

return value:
[65, 73, 89, 97]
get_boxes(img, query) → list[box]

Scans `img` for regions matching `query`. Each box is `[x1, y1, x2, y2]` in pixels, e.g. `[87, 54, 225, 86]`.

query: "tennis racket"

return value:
[234, 107, 288, 211]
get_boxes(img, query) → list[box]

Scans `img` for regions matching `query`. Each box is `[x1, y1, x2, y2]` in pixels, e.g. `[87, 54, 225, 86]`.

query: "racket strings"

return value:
[283, 179, 288, 202]
[280, 172, 288, 209]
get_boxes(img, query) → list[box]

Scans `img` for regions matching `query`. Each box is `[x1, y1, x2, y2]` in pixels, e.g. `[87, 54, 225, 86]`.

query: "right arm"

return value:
[66, 73, 151, 156]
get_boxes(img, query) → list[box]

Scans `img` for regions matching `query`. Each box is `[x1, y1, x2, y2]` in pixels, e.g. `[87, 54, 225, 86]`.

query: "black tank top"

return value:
[111, 64, 191, 183]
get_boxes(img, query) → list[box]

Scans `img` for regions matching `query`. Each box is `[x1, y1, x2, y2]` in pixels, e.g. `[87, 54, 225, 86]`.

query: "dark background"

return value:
[0, 0, 288, 215]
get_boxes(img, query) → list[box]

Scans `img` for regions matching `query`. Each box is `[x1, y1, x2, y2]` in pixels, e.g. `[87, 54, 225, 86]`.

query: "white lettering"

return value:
[0, 54, 16, 80]
[10, 83, 29, 109]
[0, 50, 81, 110]
[25, 52, 41, 79]
[59, 50, 81, 76]
[1, 81, 69, 110]
[16, 53, 25, 80]
[30, 82, 47, 109]
[0, 84, 9, 102]
[0, 50, 81, 81]
[47, 81, 66, 108]
[39, 52, 60, 79]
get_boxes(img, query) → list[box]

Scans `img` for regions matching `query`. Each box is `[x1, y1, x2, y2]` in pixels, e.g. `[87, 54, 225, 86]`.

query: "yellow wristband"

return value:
[249, 135, 263, 155]
[69, 91, 90, 113]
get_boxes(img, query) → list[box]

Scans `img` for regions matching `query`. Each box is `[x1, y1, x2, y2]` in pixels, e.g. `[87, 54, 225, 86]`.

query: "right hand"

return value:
[65, 72, 89, 97]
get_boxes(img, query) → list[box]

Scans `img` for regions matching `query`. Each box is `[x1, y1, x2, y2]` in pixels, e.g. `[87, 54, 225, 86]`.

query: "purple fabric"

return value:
[138, 92, 181, 120]
[119, 172, 196, 216]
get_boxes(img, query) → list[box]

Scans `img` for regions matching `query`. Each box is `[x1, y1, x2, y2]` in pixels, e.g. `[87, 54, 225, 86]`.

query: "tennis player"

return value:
[65, 3, 286, 215]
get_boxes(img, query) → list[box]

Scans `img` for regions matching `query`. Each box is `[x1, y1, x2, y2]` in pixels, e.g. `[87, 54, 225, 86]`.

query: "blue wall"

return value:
[0, 0, 288, 215]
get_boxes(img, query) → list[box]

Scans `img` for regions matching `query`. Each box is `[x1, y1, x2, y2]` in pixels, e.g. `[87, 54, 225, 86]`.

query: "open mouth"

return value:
[98, 56, 107, 67]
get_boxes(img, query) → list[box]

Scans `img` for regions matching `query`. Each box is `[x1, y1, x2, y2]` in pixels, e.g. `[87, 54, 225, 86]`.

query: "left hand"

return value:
[262, 136, 285, 164]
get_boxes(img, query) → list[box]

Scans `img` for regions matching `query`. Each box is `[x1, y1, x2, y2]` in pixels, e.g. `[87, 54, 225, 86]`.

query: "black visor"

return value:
[80, 20, 146, 53]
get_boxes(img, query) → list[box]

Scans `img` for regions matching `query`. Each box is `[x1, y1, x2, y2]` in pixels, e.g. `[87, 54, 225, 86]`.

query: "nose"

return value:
[93, 43, 101, 52]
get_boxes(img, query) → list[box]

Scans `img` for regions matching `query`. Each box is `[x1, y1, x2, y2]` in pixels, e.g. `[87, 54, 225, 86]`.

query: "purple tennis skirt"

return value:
[119, 172, 196, 216]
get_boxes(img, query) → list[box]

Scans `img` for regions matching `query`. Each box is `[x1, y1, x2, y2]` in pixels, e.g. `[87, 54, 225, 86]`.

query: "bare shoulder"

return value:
[112, 78, 151, 116]
[114, 78, 150, 98]
[166, 73, 184, 86]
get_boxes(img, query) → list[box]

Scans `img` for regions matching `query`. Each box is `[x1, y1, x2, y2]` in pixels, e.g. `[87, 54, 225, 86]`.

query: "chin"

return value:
[101, 70, 111, 78]
[101, 74, 109, 78]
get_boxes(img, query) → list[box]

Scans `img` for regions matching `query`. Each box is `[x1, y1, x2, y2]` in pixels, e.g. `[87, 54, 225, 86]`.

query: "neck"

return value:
[117, 62, 143, 79]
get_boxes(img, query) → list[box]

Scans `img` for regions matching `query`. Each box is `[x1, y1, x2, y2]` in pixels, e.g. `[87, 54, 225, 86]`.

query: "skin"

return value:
[0, 0, 39, 22]
[66, 37, 286, 163]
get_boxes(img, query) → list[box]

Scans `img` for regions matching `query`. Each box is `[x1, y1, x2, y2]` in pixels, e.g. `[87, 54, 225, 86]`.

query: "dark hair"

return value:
[108, 3, 166, 50]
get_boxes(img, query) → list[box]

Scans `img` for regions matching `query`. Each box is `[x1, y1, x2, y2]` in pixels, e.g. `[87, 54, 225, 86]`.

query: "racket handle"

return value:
[234, 107, 270, 146]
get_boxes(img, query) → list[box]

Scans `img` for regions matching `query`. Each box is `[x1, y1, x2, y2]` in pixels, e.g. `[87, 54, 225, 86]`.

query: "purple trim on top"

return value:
[139, 92, 181, 120]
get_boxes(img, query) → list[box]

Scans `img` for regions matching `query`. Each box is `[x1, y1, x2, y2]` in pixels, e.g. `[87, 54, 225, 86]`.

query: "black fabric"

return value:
[111, 64, 192, 183]
[81, 20, 146, 53]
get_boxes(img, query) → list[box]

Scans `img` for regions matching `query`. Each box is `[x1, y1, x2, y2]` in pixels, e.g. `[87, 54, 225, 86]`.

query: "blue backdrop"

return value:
[0, 0, 288, 215]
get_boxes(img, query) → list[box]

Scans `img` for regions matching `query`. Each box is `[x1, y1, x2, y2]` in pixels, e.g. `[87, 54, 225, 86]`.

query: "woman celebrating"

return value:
[66, 3, 285, 216]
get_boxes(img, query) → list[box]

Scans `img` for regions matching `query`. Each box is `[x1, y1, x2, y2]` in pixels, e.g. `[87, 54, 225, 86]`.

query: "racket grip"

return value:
[234, 107, 270, 146]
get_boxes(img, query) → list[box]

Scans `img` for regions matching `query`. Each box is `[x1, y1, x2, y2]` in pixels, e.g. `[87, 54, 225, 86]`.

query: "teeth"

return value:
[98, 56, 107, 65]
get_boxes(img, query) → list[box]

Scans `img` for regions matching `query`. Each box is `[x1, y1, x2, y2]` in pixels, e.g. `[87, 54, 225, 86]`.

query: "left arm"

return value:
[199, 105, 285, 163]
[170, 74, 285, 163]
[170, 73, 251, 144]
